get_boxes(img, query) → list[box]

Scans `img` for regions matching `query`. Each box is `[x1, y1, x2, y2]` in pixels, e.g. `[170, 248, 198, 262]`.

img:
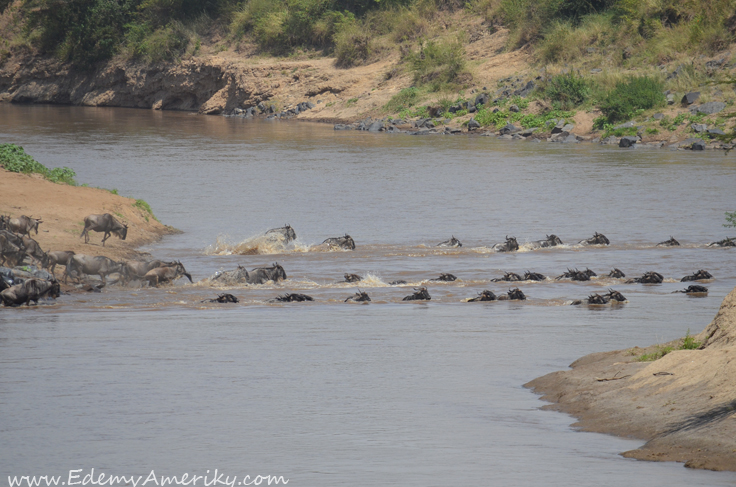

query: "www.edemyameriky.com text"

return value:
[7, 470, 288, 487]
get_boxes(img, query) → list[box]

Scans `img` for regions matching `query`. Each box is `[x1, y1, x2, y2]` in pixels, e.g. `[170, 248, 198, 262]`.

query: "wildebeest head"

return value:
[272, 293, 314, 302]
[546, 234, 563, 246]
[113, 222, 128, 241]
[342, 234, 356, 250]
[437, 236, 462, 247]
[507, 288, 526, 300]
[680, 285, 708, 294]
[344, 273, 362, 283]
[469, 290, 497, 302]
[506, 236, 519, 251]
[524, 271, 545, 281]
[175, 261, 193, 282]
[587, 293, 608, 305]
[630, 271, 664, 284]
[271, 262, 287, 281]
[403, 287, 431, 301]
[606, 289, 626, 302]
[210, 293, 239, 303]
[657, 236, 680, 247]
[433, 273, 457, 282]
[592, 232, 610, 245]
[345, 290, 371, 302]
[608, 268, 626, 278]
[266, 224, 297, 243]
[681, 270, 712, 282]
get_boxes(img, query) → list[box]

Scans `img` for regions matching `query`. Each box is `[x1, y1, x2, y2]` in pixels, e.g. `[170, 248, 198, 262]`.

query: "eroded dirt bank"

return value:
[526, 287, 736, 471]
[0, 169, 176, 261]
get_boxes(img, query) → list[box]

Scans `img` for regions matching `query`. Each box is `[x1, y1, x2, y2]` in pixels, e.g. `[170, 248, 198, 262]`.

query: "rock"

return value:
[306, 101, 315, 109]
[519, 127, 538, 137]
[499, 123, 519, 135]
[590, 68, 602, 74]
[467, 118, 481, 130]
[545, 119, 558, 128]
[474, 93, 490, 107]
[468, 104, 477, 113]
[551, 120, 566, 134]
[614, 121, 636, 130]
[257, 101, 266, 113]
[696, 101, 726, 115]
[691, 140, 706, 150]
[560, 134, 578, 143]
[333, 124, 352, 130]
[653, 113, 664, 120]
[499, 134, 514, 140]
[562, 123, 575, 132]
[681, 92, 700, 105]
[586, 47, 596, 54]
[666, 94, 675, 105]
[691, 123, 708, 133]
[619, 136, 639, 148]
[367, 121, 384, 132]
[514, 80, 536, 97]
[667, 65, 684, 80]
[509, 104, 520, 113]
[512, 133, 524, 140]
[707, 127, 726, 135]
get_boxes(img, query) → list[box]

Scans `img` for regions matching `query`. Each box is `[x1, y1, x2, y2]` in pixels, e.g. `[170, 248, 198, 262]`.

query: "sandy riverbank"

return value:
[0, 168, 177, 261]
[526, 286, 736, 471]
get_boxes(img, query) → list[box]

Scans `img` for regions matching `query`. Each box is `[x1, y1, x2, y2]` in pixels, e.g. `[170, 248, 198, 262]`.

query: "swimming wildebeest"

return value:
[431, 273, 457, 282]
[524, 271, 546, 281]
[556, 268, 596, 281]
[8, 215, 42, 237]
[498, 288, 526, 301]
[437, 236, 462, 248]
[707, 237, 735, 247]
[608, 268, 626, 278]
[627, 271, 664, 284]
[20, 236, 48, 268]
[676, 285, 708, 294]
[122, 259, 176, 283]
[492, 236, 519, 252]
[210, 263, 287, 285]
[205, 293, 239, 303]
[681, 270, 712, 282]
[579, 232, 610, 246]
[528, 234, 564, 249]
[657, 236, 680, 247]
[265, 224, 297, 244]
[345, 290, 371, 302]
[467, 290, 497, 302]
[403, 287, 431, 301]
[344, 273, 362, 283]
[143, 261, 192, 286]
[66, 255, 125, 285]
[270, 293, 314, 302]
[491, 272, 523, 282]
[0, 278, 60, 307]
[80, 213, 128, 246]
[46, 251, 75, 279]
[322, 234, 356, 250]
[572, 289, 627, 306]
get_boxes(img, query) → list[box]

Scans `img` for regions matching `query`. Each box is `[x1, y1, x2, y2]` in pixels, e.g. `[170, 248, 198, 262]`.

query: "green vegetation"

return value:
[134, 198, 158, 222]
[0, 144, 77, 185]
[383, 87, 421, 113]
[599, 76, 666, 124]
[406, 36, 468, 91]
[636, 329, 702, 361]
[725, 211, 736, 228]
[543, 72, 591, 110]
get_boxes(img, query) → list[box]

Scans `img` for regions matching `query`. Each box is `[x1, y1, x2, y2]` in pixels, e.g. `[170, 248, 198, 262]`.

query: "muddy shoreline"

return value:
[526, 287, 736, 471]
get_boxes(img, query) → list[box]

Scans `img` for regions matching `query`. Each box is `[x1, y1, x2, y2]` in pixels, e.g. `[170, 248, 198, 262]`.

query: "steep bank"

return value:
[0, 168, 176, 261]
[526, 287, 736, 471]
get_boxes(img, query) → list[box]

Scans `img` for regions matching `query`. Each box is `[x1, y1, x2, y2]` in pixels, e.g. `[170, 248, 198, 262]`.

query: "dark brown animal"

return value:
[467, 290, 497, 302]
[608, 268, 626, 278]
[344, 273, 362, 283]
[403, 287, 431, 301]
[681, 270, 712, 282]
[1, 278, 60, 307]
[498, 288, 526, 301]
[46, 251, 75, 279]
[345, 290, 371, 302]
[492, 272, 523, 282]
[8, 215, 42, 237]
[80, 213, 128, 246]
[431, 273, 457, 282]
[270, 293, 314, 302]
[657, 236, 680, 247]
[627, 271, 664, 284]
[143, 261, 192, 286]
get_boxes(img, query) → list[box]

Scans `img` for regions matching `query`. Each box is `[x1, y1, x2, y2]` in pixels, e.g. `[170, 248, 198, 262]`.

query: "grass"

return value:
[406, 36, 468, 92]
[636, 329, 702, 361]
[134, 199, 158, 222]
[725, 211, 736, 228]
[383, 87, 421, 113]
[0, 144, 77, 185]
[599, 76, 666, 124]
[543, 71, 591, 110]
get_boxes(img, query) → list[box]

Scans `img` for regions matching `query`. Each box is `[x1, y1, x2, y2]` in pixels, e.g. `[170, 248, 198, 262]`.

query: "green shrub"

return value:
[126, 22, 191, 63]
[679, 329, 701, 350]
[475, 107, 508, 127]
[0, 144, 76, 185]
[725, 211, 736, 228]
[599, 76, 666, 124]
[134, 199, 158, 222]
[407, 37, 466, 91]
[544, 71, 591, 110]
[334, 22, 372, 67]
[384, 87, 420, 113]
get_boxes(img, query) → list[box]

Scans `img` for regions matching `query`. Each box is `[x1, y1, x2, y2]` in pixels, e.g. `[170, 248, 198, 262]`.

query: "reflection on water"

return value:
[1, 104, 735, 486]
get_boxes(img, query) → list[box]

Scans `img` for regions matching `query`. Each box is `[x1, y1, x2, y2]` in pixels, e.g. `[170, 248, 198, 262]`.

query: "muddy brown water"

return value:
[1, 104, 735, 485]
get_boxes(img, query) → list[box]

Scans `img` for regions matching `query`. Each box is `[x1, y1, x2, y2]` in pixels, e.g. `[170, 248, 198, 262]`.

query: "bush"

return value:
[599, 75, 666, 123]
[383, 86, 420, 113]
[334, 22, 372, 67]
[407, 37, 466, 91]
[0, 144, 77, 185]
[126, 22, 192, 63]
[725, 211, 736, 228]
[544, 71, 591, 109]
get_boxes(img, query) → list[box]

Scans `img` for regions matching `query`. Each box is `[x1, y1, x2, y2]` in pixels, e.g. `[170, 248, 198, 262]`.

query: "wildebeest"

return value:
[556, 268, 595, 281]
[265, 224, 297, 244]
[389, 280, 407, 285]
[46, 251, 75, 279]
[657, 236, 680, 247]
[498, 288, 526, 300]
[579, 232, 610, 246]
[345, 290, 371, 302]
[122, 259, 176, 283]
[80, 213, 128, 246]
[0, 232, 24, 266]
[0, 267, 17, 291]
[210, 263, 287, 285]
[491, 272, 523, 282]
[627, 271, 664, 284]
[322, 234, 356, 250]
[8, 215, 42, 237]
[431, 273, 457, 282]
[572, 289, 626, 306]
[344, 273, 362, 283]
[0, 278, 60, 307]
[467, 290, 497, 302]
[707, 237, 735, 247]
[66, 254, 125, 285]
[681, 270, 712, 282]
[606, 289, 627, 302]
[677, 285, 708, 294]
[270, 293, 314, 302]
[144, 261, 192, 286]
[524, 271, 546, 281]
[403, 287, 431, 301]
[528, 234, 564, 249]
[20, 236, 48, 268]
[205, 293, 239, 303]
[437, 236, 462, 248]
[492, 236, 519, 252]
[608, 268, 626, 278]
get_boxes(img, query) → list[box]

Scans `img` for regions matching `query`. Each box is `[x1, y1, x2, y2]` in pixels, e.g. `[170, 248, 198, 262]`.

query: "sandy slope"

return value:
[0, 169, 176, 261]
[526, 287, 736, 471]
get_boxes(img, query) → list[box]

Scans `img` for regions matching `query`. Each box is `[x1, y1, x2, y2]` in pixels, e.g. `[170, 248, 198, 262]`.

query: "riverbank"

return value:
[0, 168, 177, 261]
[526, 286, 736, 471]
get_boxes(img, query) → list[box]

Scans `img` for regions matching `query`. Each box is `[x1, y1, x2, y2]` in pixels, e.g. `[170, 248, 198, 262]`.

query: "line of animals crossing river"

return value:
[0, 216, 733, 307]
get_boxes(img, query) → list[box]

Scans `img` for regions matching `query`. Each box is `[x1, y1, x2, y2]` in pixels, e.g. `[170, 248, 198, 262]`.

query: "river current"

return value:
[1, 105, 735, 486]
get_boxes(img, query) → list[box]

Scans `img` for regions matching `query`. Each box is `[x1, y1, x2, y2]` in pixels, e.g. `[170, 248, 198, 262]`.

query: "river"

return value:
[1, 104, 735, 486]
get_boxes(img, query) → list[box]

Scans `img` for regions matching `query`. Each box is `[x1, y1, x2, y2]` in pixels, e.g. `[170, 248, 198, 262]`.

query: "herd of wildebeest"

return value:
[0, 214, 733, 307]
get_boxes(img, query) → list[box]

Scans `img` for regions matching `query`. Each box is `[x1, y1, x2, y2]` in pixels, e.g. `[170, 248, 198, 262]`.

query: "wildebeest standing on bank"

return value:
[46, 251, 76, 279]
[1, 278, 60, 307]
[80, 213, 128, 246]
[8, 215, 42, 237]
[20, 235, 48, 268]
[65, 255, 125, 285]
